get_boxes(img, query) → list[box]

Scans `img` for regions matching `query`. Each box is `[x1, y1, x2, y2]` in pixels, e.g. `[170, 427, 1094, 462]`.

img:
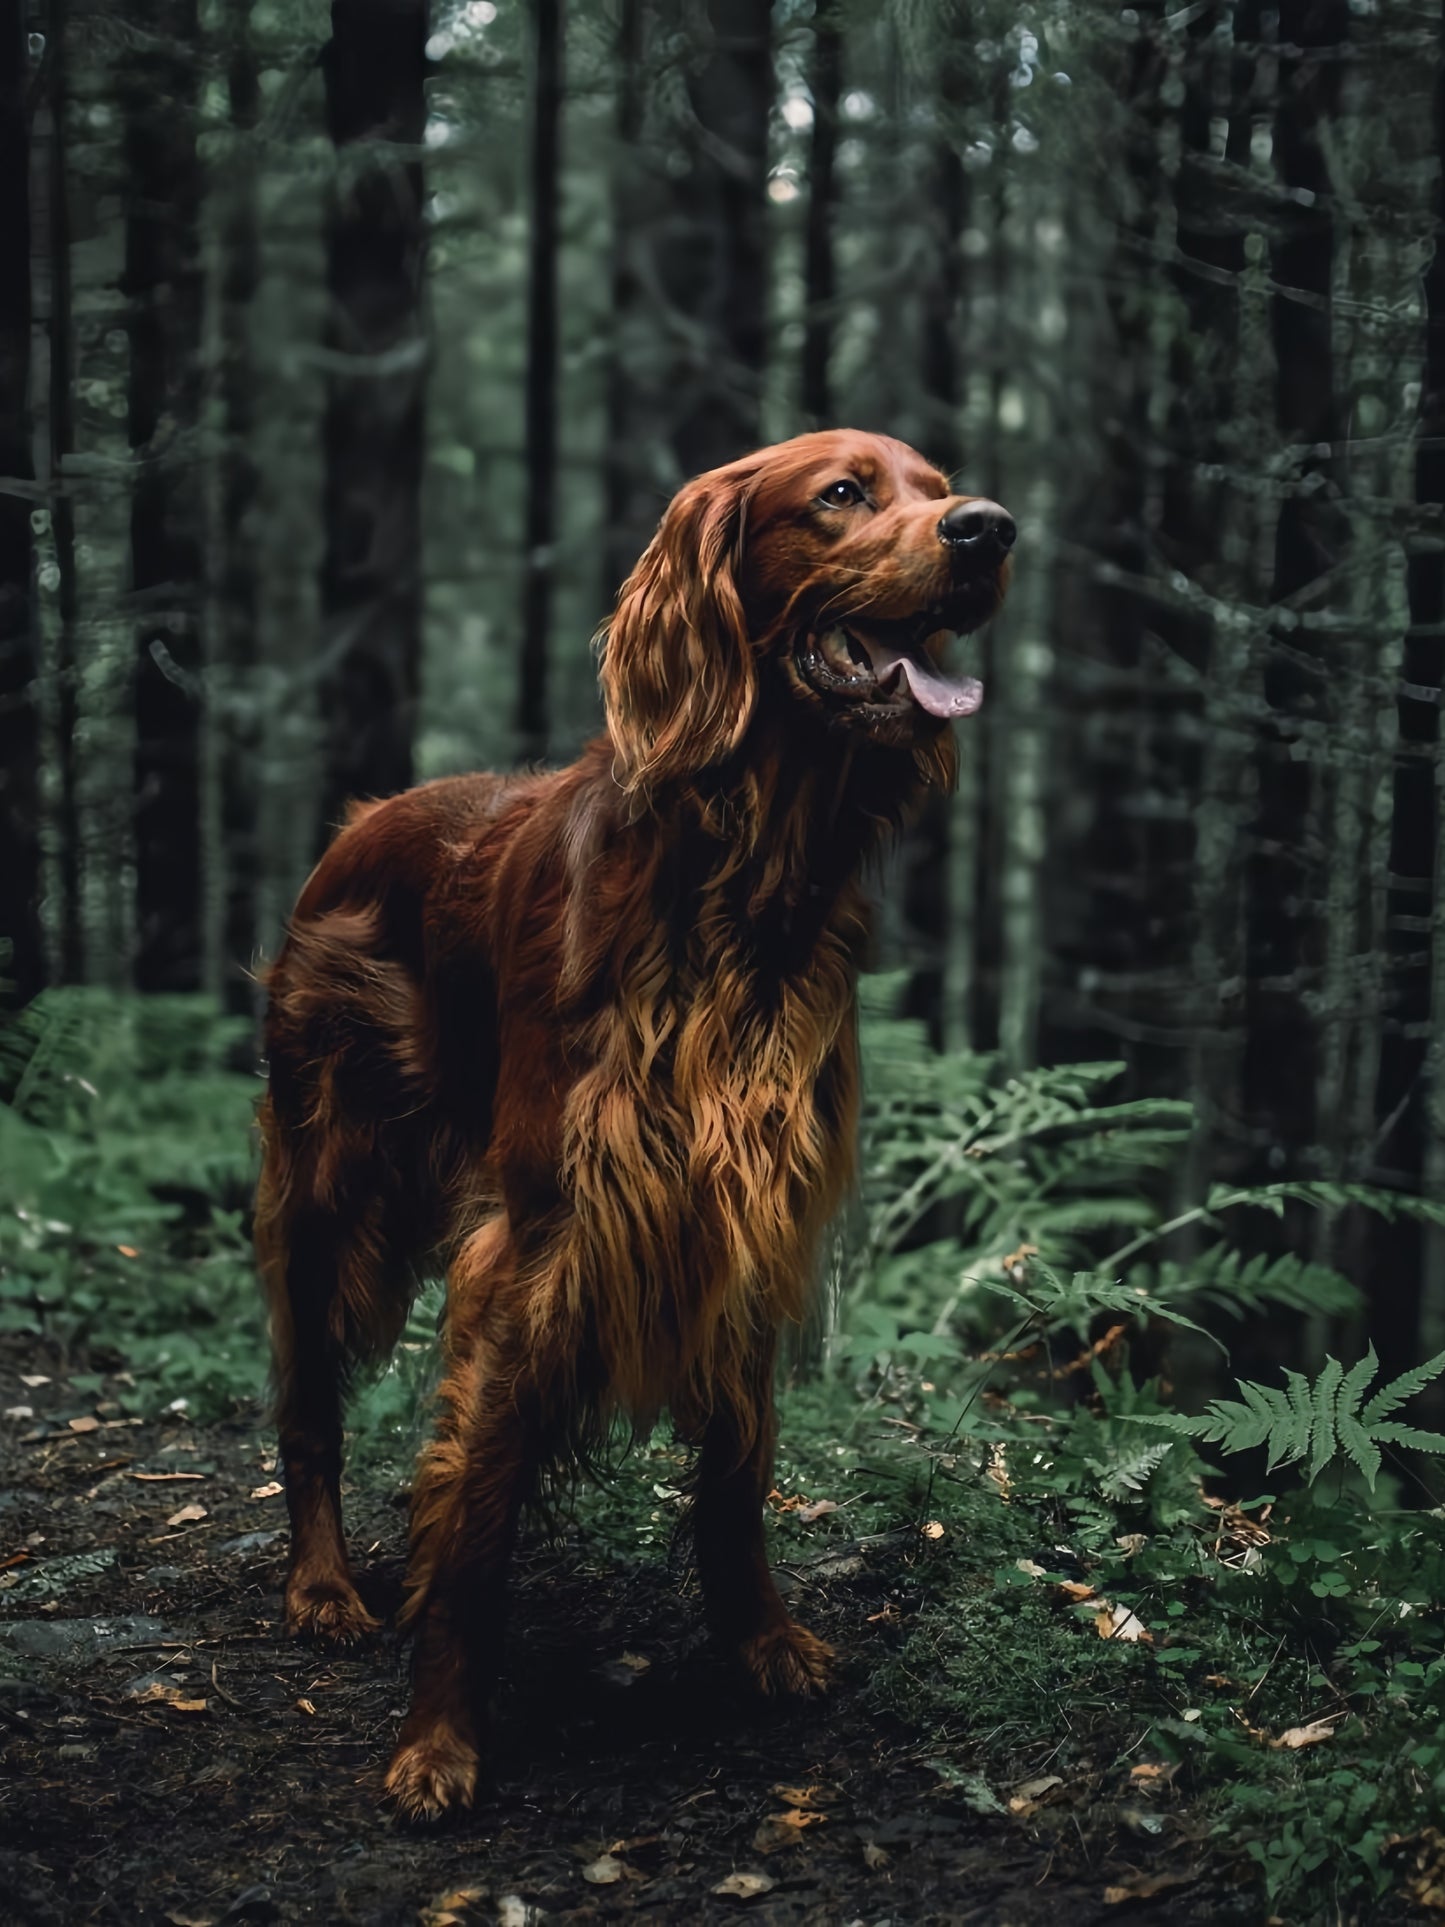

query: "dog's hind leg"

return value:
[257, 1109, 394, 1646]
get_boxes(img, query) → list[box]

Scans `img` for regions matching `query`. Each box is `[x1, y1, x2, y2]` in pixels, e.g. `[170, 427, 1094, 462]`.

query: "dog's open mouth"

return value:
[794, 613, 984, 720]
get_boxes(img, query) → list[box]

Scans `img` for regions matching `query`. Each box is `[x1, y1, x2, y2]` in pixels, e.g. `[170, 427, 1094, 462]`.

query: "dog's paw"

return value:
[285, 1574, 380, 1647]
[384, 1724, 480, 1822]
[738, 1618, 834, 1699]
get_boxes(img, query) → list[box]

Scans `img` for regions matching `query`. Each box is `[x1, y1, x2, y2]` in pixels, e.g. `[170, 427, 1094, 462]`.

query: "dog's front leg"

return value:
[692, 1339, 833, 1698]
[385, 1302, 539, 1822]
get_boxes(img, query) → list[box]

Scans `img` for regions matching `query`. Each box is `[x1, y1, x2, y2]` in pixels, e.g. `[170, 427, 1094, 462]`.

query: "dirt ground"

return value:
[0, 1337, 1246, 1927]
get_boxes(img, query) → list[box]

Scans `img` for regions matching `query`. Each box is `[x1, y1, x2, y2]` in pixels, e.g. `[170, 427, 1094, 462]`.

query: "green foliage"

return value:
[847, 978, 1392, 1365]
[846, 979, 1445, 1919]
[0, 988, 264, 1417]
[1127, 1346, 1445, 1490]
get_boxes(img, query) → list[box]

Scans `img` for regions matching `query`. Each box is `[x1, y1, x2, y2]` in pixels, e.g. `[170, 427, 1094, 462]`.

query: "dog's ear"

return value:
[599, 468, 756, 799]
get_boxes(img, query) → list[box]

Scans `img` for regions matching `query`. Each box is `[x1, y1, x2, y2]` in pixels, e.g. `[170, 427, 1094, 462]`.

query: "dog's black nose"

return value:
[938, 499, 1016, 557]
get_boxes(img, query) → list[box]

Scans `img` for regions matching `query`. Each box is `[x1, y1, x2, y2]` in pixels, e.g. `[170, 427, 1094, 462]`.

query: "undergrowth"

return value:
[3, 983, 1445, 1919]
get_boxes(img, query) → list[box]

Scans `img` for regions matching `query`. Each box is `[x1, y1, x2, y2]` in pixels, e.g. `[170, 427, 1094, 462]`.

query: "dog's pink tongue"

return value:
[865, 641, 984, 719]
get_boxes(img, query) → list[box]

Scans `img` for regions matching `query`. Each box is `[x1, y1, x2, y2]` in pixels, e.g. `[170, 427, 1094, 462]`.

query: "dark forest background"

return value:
[3, 0, 1445, 1401]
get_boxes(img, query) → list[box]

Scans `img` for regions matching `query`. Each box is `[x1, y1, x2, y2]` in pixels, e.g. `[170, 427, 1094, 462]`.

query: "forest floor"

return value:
[0, 1335, 1249, 1927]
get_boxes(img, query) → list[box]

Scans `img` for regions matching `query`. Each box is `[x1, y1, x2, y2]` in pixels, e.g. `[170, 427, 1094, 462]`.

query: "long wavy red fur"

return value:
[255, 430, 1007, 1818]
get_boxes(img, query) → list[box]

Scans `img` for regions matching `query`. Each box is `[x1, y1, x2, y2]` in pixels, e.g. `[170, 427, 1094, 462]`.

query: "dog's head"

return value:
[600, 429, 1013, 797]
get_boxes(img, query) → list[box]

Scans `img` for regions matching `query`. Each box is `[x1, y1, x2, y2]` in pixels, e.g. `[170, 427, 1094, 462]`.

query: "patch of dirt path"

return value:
[0, 1340, 1237, 1926]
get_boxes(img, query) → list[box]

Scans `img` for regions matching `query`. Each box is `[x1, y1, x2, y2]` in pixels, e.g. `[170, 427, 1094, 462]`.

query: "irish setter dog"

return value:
[255, 429, 1014, 1819]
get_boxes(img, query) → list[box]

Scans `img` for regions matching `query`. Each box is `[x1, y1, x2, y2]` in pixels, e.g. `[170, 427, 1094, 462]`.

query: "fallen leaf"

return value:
[68, 1416, 100, 1434]
[132, 1471, 205, 1484]
[1094, 1601, 1152, 1643]
[1103, 1870, 1196, 1905]
[166, 1503, 208, 1527]
[796, 1498, 839, 1524]
[1058, 1580, 1097, 1602]
[1015, 1558, 1049, 1578]
[4, 1406, 33, 1422]
[1129, 1762, 1178, 1784]
[770, 1783, 828, 1809]
[249, 1481, 283, 1500]
[19, 1375, 49, 1388]
[922, 1520, 945, 1540]
[712, 1872, 775, 1899]
[419, 1886, 485, 1927]
[862, 1842, 890, 1871]
[117, 1245, 140, 1259]
[130, 1682, 181, 1705]
[163, 1912, 216, 1927]
[130, 1682, 208, 1713]
[581, 1855, 625, 1885]
[753, 1808, 826, 1853]
[296, 1697, 317, 1716]
[1270, 1718, 1340, 1750]
[1008, 1774, 1064, 1816]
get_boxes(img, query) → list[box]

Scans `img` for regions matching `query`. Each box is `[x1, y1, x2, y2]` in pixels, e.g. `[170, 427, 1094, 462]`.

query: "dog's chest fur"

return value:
[551, 902, 862, 1421]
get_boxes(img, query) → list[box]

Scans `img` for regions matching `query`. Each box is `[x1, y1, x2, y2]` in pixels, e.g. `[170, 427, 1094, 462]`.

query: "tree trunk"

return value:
[316, 0, 428, 844]
[667, 0, 774, 480]
[1376, 2, 1445, 1401]
[0, 0, 43, 1006]
[602, 0, 646, 605]
[518, 0, 562, 762]
[126, 0, 205, 993]
[218, 0, 262, 1019]
[1240, 1, 1349, 1176]
[31, 0, 81, 984]
[800, 0, 840, 427]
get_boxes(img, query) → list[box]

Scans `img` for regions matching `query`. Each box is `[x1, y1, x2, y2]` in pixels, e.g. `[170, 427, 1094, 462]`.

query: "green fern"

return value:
[1147, 1246, 1362, 1323]
[1124, 1347, 1445, 1489]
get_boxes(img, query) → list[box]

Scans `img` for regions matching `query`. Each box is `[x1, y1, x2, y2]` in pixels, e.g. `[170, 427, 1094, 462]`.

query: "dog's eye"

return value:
[819, 479, 865, 508]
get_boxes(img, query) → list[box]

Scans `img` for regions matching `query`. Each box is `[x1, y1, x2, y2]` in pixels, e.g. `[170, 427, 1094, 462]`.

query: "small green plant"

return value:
[1127, 1345, 1445, 1488]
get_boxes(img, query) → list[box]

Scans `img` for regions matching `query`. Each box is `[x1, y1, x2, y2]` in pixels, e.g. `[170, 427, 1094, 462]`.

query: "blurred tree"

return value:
[316, 0, 429, 844]
[1376, 3, 1445, 1403]
[125, 0, 205, 992]
[1241, 0, 1350, 1167]
[668, 0, 773, 478]
[217, 0, 262, 1018]
[0, 0, 43, 1004]
[602, 0, 647, 602]
[800, 0, 841, 427]
[33, 0, 81, 984]
[519, 0, 563, 760]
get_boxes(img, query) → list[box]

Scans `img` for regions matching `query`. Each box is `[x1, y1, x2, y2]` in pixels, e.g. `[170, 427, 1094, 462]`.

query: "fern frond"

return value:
[1126, 1349, 1445, 1489]
[1360, 1347, 1445, 1424]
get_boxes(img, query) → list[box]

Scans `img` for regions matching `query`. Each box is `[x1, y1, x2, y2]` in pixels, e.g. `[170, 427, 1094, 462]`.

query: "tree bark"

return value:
[126, 0, 205, 993]
[1375, 1, 1445, 1399]
[518, 0, 562, 762]
[218, 0, 262, 1018]
[0, 0, 44, 1006]
[30, 0, 81, 984]
[316, 0, 428, 844]
[800, 0, 840, 427]
[666, 0, 774, 481]
[1240, 0, 1349, 1172]
[601, 0, 646, 605]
